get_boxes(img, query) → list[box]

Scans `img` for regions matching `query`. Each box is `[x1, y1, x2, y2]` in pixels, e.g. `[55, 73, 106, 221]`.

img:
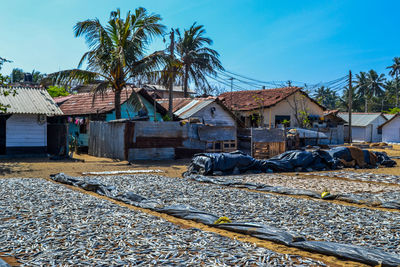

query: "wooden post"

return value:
[168, 29, 175, 120]
[348, 70, 353, 144]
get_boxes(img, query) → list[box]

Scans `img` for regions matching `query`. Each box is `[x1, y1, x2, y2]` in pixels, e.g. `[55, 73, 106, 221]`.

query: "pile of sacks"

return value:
[185, 147, 396, 176]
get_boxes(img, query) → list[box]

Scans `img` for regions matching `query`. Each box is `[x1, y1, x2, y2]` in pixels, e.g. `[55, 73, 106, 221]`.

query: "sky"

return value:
[0, 0, 399, 88]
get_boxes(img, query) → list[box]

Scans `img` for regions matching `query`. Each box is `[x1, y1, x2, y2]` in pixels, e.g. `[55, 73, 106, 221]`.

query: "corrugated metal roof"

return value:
[338, 112, 385, 127]
[383, 114, 395, 120]
[177, 99, 215, 119]
[145, 84, 195, 93]
[0, 86, 63, 115]
[157, 97, 217, 119]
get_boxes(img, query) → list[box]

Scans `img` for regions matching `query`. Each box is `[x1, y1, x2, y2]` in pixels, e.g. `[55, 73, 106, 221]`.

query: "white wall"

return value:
[352, 126, 367, 142]
[370, 115, 386, 142]
[382, 116, 400, 143]
[6, 114, 47, 147]
[192, 102, 236, 126]
[239, 91, 324, 127]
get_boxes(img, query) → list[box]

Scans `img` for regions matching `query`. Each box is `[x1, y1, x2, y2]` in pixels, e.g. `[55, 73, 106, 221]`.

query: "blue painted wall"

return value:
[105, 95, 163, 122]
[68, 95, 163, 147]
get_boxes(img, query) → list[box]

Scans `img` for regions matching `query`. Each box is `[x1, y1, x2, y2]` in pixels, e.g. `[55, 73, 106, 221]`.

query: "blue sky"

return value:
[0, 0, 399, 87]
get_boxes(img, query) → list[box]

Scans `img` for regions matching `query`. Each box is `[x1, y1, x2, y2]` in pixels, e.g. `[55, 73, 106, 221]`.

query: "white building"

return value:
[0, 86, 63, 156]
[158, 97, 239, 127]
[378, 114, 400, 143]
[338, 112, 388, 142]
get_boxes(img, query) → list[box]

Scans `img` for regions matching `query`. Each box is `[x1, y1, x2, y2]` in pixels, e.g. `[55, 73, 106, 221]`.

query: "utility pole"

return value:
[229, 77, 234, 110]
[168, 29, 175, 120]
[348, 70, 352, 144]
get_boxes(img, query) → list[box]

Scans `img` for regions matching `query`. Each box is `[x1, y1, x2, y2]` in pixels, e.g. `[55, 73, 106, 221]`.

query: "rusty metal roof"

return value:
[0, 86, 63, 115]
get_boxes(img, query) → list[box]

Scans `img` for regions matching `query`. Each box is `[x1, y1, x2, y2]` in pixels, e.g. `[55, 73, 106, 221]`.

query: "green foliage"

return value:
[162, 114, 172, 121]
[175, 23, 224, 96]
[314, 86, 339, 110]
[45, 8, 166, 119]
[385, 107, 400, 114]
[11, 68, 24, 83]
[299, 110, 311, 128]
[282, 119, 290, 126]
[47, 86, 70, 97]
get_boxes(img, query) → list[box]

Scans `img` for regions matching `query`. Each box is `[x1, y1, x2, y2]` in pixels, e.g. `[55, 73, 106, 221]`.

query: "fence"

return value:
[251, 128, 286, 159]
[89, 121, 237, 161]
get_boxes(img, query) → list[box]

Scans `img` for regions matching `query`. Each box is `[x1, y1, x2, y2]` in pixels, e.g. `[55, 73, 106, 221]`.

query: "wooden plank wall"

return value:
[250, 128, 286, 159]
[252, 141, 286, 159]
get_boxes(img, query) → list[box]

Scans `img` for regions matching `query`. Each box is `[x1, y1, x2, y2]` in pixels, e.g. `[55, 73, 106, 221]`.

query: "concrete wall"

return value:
[239, 91, 324, 127]
[6, 114, 47, 148]
[382, 116, 400, 143]
[191, 102, 236, 126]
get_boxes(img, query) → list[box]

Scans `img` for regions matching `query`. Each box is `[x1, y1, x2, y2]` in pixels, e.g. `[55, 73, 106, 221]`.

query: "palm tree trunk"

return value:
[365, 96, 368, 113]
[115, 89, 121, 119]
[183, 64, 189, 98]
[396, 73, 399, 108]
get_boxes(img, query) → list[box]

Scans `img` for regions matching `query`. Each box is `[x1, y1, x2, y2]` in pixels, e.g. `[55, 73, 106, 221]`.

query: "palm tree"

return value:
[176, 23, 224, 97]
[46, 8, 166, 119]
[387, 57, 400, 107]
[365, 70, 386, 107]
[354, 72, 369, 112]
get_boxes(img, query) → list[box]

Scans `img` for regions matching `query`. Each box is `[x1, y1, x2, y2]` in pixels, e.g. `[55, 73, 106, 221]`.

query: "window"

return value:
[378, 128, 382, 135]
[275, 115, 290, 127]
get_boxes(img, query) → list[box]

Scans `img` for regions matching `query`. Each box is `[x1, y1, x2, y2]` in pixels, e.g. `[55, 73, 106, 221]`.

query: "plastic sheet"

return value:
[291, 241, 400, 267]
[215, 222, 303, 246]
[50, 173, 400, 266]
[0, 259, 10, 267]
[185, 147, 396, 176]
[156, 205, 219, 225]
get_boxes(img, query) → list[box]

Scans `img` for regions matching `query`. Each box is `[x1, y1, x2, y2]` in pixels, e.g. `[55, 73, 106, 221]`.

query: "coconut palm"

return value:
[365, 70, 385, 103]
[176, 23, 224, 97]
[387, 57, 400, 107]
[354, 71, 369, 112]
[45, 8, 166, 119]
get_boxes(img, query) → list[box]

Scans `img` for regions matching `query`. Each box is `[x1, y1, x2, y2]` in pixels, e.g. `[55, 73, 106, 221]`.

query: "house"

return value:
[378, 113, 400, 143]
[338, 112, 388, 142]
[72, 83, 196, 99]
[157, 97, 239, 126]
[0, 86, 63, 156]
[54, 87, 168, 148]
[218, 87, 326, 128]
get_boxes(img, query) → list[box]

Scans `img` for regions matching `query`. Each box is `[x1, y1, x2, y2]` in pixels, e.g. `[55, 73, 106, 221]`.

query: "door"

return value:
[0, 116, 6, 155]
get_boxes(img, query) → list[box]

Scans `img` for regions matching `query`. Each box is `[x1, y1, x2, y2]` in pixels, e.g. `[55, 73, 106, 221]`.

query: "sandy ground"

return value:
[1, 145, 400, 179]
[0, 154, 189, 179]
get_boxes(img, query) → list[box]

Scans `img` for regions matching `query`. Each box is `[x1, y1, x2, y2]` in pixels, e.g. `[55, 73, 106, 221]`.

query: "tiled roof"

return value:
[57, 87, 167, 116]
[54, 95, 74, 104]
[338, 112, 386, 127]
[218, 87, 303, 111]
[0, 86, 63, 115]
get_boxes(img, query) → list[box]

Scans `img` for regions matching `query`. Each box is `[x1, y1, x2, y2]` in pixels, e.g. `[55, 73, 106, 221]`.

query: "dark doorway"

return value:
[0, 116, 6, 155]
[47, 123, 68, 155]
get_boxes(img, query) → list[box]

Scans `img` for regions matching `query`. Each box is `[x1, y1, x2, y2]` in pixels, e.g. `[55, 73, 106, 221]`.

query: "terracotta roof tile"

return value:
[58, 88, 138, 116]
[217, 87, 301, 111]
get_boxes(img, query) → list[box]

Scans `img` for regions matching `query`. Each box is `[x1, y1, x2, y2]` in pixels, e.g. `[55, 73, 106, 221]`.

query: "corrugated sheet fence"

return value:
[89, 121, 237, 161]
